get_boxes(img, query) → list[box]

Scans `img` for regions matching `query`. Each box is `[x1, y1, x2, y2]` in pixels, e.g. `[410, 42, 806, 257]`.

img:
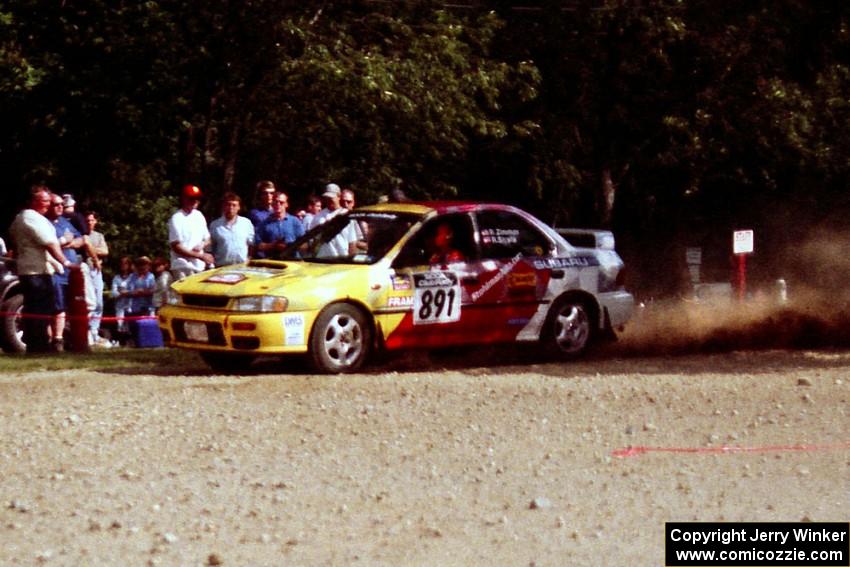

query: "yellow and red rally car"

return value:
[159, 202, 634, 373]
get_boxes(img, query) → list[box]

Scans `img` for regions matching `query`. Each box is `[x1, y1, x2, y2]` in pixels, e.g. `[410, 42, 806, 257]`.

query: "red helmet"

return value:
[182, 184, 202, 199]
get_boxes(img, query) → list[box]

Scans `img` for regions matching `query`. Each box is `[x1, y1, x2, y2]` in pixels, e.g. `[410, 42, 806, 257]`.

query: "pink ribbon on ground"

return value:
[613, 441, 850, 458]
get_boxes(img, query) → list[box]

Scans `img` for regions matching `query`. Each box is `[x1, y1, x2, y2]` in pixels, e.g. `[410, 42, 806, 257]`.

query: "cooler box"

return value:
[132, 317, 164, 348]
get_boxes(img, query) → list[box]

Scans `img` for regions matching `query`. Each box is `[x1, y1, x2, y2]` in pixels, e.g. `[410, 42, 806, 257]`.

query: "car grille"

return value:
[173, 319, 227, 346]
[181, 294, 230, 308]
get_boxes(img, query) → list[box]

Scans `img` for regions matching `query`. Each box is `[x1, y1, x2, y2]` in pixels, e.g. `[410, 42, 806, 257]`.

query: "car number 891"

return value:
[413, 272, 461, 325]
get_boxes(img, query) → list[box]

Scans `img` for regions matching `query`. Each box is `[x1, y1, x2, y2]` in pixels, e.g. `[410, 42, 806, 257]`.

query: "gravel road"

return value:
[1, 346, 848, 566]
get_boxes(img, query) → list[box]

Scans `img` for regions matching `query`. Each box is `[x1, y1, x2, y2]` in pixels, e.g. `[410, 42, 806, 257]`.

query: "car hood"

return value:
[171, 261, 367, 298]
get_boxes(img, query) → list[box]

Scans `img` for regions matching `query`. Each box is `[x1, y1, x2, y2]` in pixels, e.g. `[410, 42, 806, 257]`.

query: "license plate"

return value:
[184, 321, 209, 343]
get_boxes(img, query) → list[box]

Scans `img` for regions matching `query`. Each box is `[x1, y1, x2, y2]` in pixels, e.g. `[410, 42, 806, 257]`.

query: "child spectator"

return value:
[111, 255, 133, 334]
[152, 257, 172, 311]
[84, 211, 109, 345]
[128, 256, 155, 315]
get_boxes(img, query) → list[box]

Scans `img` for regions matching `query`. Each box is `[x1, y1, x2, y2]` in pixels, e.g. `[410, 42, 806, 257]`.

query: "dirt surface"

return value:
[0, 346, 848, 566]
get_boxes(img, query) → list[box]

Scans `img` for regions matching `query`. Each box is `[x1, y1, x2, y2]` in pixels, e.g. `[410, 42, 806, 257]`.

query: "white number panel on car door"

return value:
[412, 271, 461, 325]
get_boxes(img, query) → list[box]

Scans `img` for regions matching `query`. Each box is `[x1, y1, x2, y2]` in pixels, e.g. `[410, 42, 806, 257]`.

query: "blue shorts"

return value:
[53, 277, 68, 312]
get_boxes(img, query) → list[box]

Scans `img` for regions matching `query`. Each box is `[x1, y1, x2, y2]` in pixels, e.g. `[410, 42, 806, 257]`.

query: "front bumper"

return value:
[158, 305, 314, 354]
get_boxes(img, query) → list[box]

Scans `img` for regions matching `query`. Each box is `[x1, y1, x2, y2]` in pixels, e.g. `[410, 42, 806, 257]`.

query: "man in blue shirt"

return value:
[248, 180, 276, 228]
[209, 192, 255, 266]
[255, 192, 304, 259]
[47, 193, 84, 351]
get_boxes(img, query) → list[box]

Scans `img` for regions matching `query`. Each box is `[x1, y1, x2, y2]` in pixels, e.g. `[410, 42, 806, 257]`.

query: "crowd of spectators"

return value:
[5, 180, 376, 352]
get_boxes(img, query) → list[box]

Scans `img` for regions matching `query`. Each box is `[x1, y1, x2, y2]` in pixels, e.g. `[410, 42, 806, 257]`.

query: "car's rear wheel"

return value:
[542, 298, 594, 358]
[309, 304, 370, 373]
[200, 352, 254, 374]
[0, 294, 26, 354]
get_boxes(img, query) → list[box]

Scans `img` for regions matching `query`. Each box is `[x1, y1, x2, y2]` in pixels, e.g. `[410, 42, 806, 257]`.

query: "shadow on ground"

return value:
[97, 297, 850, 378]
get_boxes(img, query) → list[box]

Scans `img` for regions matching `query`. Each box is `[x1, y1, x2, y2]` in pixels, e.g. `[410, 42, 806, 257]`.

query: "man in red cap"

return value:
[167, 184, 214, 279]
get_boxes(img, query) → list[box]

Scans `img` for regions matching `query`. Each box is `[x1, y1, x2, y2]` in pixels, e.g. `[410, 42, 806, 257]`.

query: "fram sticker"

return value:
[283, 313, 305, 345]
[387, 296, 414, 308]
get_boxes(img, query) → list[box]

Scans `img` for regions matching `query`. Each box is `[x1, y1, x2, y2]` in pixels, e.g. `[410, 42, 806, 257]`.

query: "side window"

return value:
[394, 214, 475, 267]
[476, 210, 551, 260]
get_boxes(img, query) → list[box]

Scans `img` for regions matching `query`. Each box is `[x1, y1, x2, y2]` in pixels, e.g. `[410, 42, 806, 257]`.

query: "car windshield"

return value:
[280, 211, 421, 264]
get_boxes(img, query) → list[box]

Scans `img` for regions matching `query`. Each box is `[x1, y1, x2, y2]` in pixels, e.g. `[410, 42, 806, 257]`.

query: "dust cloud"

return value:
[614, 228, 850, 356]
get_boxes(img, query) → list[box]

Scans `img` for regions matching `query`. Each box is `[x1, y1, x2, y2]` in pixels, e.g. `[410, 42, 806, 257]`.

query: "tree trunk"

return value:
[222, 120, 242, 194]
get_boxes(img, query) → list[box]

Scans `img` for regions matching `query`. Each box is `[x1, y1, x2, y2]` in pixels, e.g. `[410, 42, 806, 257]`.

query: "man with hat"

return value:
[61, 193, 89, 236]
[305, 183, 344, 231]
[308, 183, 364, 257]
[168, 184, 214, 279]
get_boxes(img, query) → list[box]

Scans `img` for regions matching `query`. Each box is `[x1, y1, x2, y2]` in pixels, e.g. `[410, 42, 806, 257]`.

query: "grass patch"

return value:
[0, 347, 199, 374]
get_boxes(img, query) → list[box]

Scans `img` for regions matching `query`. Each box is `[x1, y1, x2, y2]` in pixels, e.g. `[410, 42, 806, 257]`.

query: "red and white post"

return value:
[732, 230, 754, 302]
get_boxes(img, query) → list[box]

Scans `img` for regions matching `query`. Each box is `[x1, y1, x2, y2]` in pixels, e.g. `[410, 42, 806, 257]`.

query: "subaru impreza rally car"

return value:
[159, 202, 634, 373]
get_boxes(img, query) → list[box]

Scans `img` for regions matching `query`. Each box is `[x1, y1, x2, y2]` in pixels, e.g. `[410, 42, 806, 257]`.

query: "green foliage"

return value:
[0, 347, 196, 373]
[1, 1, 850, 297]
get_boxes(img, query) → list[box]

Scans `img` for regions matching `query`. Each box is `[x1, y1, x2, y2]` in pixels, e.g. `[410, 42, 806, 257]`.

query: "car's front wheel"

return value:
[542, 298, 594, 358]
[309, 304, 370, 373]
[200, 352, 254, 374]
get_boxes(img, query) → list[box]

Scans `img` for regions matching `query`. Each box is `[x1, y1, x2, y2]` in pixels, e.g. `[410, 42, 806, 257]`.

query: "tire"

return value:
[309, 303, 370, 373]
[200, 352, 254, 374]
[0, 294, 26, 354]
[542, 298, 594, 358]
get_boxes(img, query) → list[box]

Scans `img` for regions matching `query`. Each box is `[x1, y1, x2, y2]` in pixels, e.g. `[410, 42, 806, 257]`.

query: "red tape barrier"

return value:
[613, 441, 850, 458]
[0, 311, 157, 322]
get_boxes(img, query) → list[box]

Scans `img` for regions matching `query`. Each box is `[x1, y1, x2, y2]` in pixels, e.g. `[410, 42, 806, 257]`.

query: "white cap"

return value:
[322, 183, 341, 198]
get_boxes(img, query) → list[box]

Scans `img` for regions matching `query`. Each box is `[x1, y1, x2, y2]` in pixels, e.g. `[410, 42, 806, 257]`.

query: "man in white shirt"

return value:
[209, 192, 255, 266]
[306, 183, 344, 230]
[9, 186, 72, 353]
[168, 184, 214, 279]
[309, 184, 365, 257]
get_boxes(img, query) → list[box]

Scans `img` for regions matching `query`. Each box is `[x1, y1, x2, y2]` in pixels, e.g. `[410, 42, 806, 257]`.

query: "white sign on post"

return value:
[733, 230, 754, 255]
[685, 247, 702, 265]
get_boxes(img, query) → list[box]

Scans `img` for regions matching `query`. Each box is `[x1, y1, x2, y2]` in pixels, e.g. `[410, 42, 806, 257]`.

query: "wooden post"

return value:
[736, 253, 747, 301]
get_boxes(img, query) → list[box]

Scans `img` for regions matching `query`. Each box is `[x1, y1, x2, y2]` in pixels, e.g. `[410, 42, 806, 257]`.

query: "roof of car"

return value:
[358, 201, 518, 215]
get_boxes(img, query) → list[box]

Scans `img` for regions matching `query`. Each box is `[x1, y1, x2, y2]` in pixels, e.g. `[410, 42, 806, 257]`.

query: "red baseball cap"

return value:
[182, 184, 202, 199]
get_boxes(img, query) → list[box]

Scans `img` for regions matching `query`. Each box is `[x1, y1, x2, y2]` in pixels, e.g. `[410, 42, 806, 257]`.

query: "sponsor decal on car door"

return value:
[471, 210, 555, 342]
[381, 213, 493, 349]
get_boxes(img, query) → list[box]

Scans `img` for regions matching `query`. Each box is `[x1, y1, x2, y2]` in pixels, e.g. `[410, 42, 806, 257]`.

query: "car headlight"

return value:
[165, 287, 181, 305]
[232, 296, 289, 312]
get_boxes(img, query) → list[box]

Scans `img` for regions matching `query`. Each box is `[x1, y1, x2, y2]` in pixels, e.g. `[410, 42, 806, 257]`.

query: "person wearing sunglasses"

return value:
[254, 192, 304, 260]
[47, 193, 85, 351]
[248, 180, 277, 229]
